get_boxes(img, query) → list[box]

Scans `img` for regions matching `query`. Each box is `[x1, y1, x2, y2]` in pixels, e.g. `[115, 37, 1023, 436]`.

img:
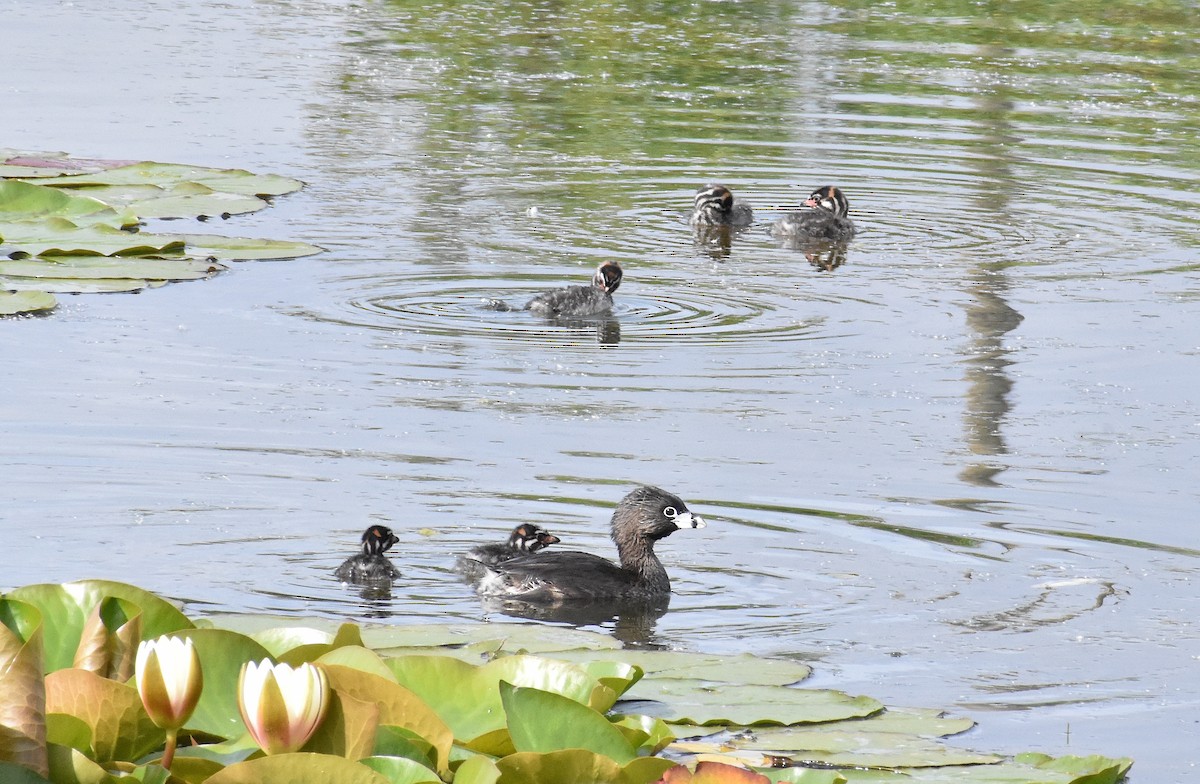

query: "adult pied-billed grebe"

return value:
[456, 524, 561, 581]
[525, 260, 622, 318]
[334, 525, 400, 584]
[689, 184, 754, 227]
[770, 185, 856, 242]
[465, 486, 706, 603]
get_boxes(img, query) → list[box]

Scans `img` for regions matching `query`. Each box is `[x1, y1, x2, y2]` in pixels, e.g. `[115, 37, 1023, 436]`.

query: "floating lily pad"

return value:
[204, 752, 391, 784]
[386, 654, 615, 746]
[1, 277, 157, 294]
[0, 290, 56, 315]
[0, 257, 221, 282]
[556, 650, 812, 687]
[627, 679, 883, 726]
[833, 752, 1133, 783]
[5, 580, 193, 673]
[20, 161, 303, 199]
[0, 220, 187, 258]
[0, 180, 134, 227]
[174, 233, 322, 260]
[501, 682, 639, 764]
[363, 622, 621, 656]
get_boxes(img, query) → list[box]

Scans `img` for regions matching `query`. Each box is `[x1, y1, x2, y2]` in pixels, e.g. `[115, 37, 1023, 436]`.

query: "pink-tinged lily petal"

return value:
[134, 636, 203, 731]
[238, 659, 330, 755]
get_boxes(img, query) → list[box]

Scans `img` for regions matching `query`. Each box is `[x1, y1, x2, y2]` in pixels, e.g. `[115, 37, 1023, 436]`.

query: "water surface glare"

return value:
[3, 0, 1200, 780]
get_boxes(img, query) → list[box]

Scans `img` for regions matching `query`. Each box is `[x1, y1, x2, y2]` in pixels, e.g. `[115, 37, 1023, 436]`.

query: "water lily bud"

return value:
[238, 659, 330, 755]
[135, 636, 203, 731]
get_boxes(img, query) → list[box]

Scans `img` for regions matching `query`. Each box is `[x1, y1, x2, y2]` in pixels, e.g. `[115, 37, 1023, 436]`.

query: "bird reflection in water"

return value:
[480, 594, 669, 648]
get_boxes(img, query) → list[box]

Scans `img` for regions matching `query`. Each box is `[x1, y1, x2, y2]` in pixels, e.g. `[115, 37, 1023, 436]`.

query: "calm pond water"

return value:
[3, 0, 1200, 779]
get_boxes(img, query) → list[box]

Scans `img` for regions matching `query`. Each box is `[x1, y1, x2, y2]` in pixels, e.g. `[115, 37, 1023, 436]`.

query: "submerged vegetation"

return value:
[0, 580, 1131, 783]
[0, 151, 321, 316]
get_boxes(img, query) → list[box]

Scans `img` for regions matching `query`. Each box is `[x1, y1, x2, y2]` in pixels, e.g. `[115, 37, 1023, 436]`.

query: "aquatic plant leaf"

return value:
[610, 713, 675, 755]
[0, 180, 133, 226]
[360, 755, 443, 784]
[658, 760, 771, 783]
[316, 645, 396, 681]
[251, 627, 336, 660]
[363, 621, 620, 655]
[302, 689, 379, 761]
[204, 752, 392, 784]
[386, 654, 614, 744]
[45, 743, 116, 784]
[275, 623, 367, 667]
[172, 233, 323, 260]
[556, 650, 812, 687]
[0, 290, 56, 315]
[628, 679, 882, 726]
[72, 597, 142, 682]
[322, 664, 453, 774]
[0, 276, 158, 294]
[759, 769, 846, 784]
[0, 761, 53, 783]
[45, 712, 90, 753]
[500, 681, 638, 764]
[4, 580, 193, 674]
[169, 628, 273, 739]
[21, 162, 303, 199]
[116, 183, 269, 219]
[372, 725, 437, 768]
[831, 753, 1133, 782]
[43, 668, 162, 764]
[453, 755, 502, 784]
[0, 600, 49, 777]
[0, 220, 187, 258]
[0, 256, 221, 282]
[579, 660, 644, 698]
[495, 748, 674, 784]
[717, 724, 1001, 768]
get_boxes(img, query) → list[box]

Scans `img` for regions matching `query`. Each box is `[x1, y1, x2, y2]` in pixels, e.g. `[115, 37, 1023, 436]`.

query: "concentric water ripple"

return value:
[330, 272, 829, 348]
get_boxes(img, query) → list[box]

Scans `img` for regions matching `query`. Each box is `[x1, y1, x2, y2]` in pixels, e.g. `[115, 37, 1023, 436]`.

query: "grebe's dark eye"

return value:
[663, 506, 678, 519]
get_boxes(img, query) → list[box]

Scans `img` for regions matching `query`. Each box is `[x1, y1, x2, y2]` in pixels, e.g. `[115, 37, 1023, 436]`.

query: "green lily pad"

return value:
[23, 162, 303, 199]
[360, 756, 443, 784]
[0, 180, 133, 227]
[4, 580, 193, 673]
[387, 654, 617, 744]
[497, 749, 676, 784]
[86, 182, 271, 219]
[322, 664, 454, 775]
[171, 628, 273, 739]
[711, 724, 1002, 768]
[628, 679, 883, 726]
[204, 752, 391, 784]
[0, 290, 56, 315]
[45, 743, 117, 784]
[1, 277, 159, 294]
[250, 626, 336, 659]
[0, 256, 221, 282]
[363, 622, 620, 656]
[835, 752, 1133, 783]
[501, 682, 639, 764]
[453, 755, 502, 784]
[556, 650, 812, 688]
[0, 761, 53, 784]
[0, 220, 187, 257]
[172, 233, 322, 260]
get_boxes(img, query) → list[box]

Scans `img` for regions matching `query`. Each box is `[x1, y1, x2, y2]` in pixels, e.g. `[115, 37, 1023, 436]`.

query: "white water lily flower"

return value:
[238, 659, 330, 755]
[135, 636, 203, 732]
